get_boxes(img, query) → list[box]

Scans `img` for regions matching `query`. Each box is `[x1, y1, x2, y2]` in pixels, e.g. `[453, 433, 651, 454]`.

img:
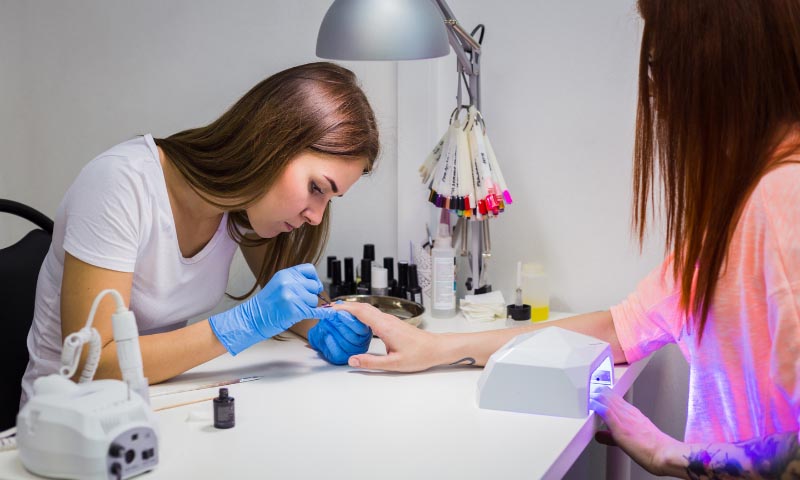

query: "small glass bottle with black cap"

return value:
[397, 261, 409, 300]
[407, 264, 423, 305]
[329, 259, 343, 298]
[213, 388, 235, 429]
[357, 258, 372, 295]
[323, 255, 337, 294]
[383, 257, 397, 296]
[343, 257, 356, 295]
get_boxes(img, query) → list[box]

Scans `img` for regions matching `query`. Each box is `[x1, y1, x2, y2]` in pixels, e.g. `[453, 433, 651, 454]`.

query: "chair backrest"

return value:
[0, 199, 53, 431]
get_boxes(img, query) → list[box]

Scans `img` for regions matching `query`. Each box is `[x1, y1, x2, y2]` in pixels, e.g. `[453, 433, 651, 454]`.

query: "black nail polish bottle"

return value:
[213, 388, 235, 429]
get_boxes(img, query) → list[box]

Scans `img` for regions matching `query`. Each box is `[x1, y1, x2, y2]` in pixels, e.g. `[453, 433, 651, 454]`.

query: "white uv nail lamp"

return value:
[477, 326, 614, 418]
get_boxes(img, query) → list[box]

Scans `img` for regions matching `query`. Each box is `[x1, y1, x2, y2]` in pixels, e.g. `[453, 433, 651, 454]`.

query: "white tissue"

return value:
[460, 291, 506, 322]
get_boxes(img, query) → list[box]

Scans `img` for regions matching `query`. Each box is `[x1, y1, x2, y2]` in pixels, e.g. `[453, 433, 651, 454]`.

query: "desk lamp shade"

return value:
[316, 0, 450, 60]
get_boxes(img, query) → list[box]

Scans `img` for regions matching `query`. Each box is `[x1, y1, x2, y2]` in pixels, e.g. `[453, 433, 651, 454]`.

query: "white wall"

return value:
[0, 0, 33, 246]
[0, 0, 398, 305]
[1, 2, 688, 478]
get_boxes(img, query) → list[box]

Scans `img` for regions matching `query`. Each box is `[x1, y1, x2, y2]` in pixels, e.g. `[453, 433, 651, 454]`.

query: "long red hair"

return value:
[634, 0, 800, 339]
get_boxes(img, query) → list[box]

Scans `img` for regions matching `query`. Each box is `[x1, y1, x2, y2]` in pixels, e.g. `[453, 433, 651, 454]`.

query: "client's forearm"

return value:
[437, 310, 626, 367]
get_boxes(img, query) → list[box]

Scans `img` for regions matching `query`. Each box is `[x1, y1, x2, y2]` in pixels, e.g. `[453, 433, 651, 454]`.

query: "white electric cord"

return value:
[59, 289, 126, 382]
[57, 289, 149, 401]
[60, 327, 101, 383]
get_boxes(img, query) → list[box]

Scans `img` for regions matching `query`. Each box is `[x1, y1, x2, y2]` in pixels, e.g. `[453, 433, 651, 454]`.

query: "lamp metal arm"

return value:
[432, 0, 481, 110]
[432, 0, 481, 78]
[432, 0, 480, 52]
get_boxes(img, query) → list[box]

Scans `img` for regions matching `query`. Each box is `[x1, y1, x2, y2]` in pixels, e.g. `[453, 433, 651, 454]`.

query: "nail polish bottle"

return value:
[323, 255, 336, 294]
[371, 265, 389, 296]
[407, 264, 423, 305]
[397, 261, 409, 300]
[213, 388, 235, 429]
[326, 255, 337, 279]
[363, 244, 375, 262]
[343, 257, 355, 295]
[383, 257, 397, 296]
[356, 258, 372, 295]
[329, 259, 343, 299]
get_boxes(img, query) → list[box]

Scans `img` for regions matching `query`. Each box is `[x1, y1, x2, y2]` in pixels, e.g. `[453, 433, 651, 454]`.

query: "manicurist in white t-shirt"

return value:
[21, 62, 378, 404]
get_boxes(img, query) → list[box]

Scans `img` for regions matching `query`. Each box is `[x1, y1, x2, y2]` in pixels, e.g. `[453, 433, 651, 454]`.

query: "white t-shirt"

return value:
[21, 134, 239, 404]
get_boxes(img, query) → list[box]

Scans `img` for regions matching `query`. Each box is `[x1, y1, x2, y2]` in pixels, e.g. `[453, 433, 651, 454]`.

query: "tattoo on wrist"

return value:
[684, 431, 799, 479]
[448, 357, 476, 366]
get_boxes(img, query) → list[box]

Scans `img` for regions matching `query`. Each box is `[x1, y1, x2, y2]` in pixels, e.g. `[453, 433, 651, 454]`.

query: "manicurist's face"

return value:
[246, 151, 367, 238]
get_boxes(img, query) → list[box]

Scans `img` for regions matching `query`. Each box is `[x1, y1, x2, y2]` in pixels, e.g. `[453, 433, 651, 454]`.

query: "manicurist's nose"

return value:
[303, 205, 324, 226]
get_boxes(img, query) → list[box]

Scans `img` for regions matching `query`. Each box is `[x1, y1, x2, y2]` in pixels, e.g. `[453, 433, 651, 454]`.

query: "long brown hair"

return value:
[155, 62, 379, 298]
[634, 0, 800, 340]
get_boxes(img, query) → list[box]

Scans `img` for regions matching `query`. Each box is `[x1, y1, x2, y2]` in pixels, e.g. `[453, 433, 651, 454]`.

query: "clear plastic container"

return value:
[521, 263, 549, 322]
[431, 243, 456, 317]
[431, 216, 456, 318]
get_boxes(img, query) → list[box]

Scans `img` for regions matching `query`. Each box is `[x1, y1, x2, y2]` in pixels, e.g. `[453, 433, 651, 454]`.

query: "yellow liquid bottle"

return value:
[529, 305, 550, 322]
[522, 263, 549, 322]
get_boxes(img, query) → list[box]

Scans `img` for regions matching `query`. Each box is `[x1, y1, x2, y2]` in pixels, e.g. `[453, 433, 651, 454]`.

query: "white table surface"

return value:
[0, 312, 648, 480]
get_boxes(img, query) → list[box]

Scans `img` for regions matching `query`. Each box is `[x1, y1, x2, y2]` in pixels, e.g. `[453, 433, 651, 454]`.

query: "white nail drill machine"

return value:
[16, 289, 158, 480]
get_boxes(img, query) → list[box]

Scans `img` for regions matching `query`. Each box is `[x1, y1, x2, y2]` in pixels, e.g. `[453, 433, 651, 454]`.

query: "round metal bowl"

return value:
[332, 294, 425, 327]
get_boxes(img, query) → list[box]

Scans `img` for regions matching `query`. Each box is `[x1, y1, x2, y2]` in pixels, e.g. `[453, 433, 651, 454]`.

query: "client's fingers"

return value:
[594, 430, 618, 446]
[333, 302, 399, 336]
[348, 352, 401, 371]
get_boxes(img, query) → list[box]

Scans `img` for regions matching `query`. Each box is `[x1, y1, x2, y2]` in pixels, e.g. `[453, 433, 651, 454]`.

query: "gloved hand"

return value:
[307, 308, 372, 365]
[209, 263, 336, 355]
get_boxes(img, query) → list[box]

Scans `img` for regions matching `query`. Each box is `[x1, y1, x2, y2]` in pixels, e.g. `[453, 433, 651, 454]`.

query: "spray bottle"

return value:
[431, 210, 456, 317]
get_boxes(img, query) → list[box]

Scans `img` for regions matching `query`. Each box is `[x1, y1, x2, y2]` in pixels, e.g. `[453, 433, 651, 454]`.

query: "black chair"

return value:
[0, 199, 53, 432]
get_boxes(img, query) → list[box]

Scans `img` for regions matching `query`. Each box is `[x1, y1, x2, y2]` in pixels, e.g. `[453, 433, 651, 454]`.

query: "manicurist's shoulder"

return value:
[79, 134, 159, 178]
[65, 135, 162, 213]
[71, 135, 161, 193]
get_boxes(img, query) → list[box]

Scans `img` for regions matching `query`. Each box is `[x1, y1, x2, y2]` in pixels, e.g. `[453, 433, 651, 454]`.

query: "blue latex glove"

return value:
[307, 309, 372, 365]
[209, 263, 336, 355]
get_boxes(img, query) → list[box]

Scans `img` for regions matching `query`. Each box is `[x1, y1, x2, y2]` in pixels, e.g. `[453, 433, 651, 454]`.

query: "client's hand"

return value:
[308, 310, 372, 365]
[333, 302, 441, 372]
[590, 386, 682, 476]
